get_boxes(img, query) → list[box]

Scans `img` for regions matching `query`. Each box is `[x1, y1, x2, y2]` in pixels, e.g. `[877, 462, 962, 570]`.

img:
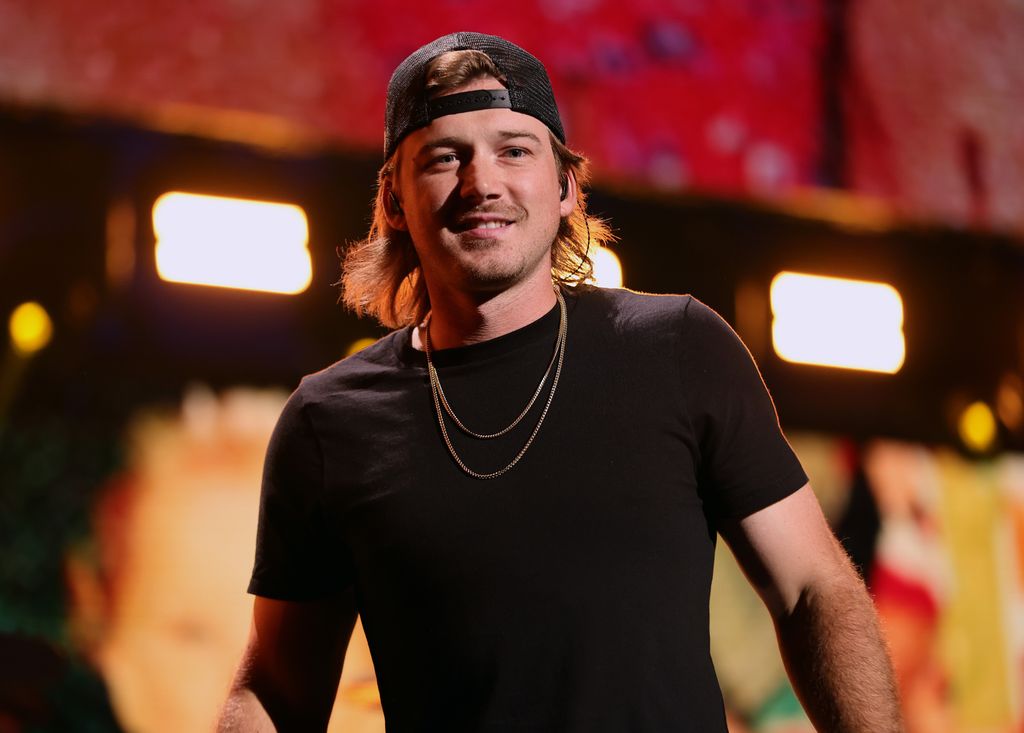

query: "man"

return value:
[65, 389, 277, 733]
[219, 32, 902, 732]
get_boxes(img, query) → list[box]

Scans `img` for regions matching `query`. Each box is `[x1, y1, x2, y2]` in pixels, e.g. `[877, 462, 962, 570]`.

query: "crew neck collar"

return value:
[396, 291, 571, 369]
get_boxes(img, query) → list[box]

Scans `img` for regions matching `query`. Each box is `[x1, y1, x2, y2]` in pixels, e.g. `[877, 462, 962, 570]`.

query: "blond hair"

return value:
[340, 50, 615, 329]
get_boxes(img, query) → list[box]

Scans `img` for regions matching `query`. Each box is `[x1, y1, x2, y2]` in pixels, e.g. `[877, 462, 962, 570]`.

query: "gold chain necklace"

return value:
[422, 288, 567, 479]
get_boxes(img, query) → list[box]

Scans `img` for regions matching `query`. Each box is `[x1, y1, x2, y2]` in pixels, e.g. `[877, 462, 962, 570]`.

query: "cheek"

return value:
[408, 182, 453, 227]
[535, 187, 565, 228]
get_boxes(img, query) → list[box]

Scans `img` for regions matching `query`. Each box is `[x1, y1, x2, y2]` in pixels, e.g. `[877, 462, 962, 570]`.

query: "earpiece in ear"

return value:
[389, 191, 404, 214]
[559, 175, 569, 201]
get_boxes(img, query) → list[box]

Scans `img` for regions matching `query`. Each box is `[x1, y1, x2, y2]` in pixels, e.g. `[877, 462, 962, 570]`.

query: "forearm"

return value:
[775, 565, 903, 732]
[215, 660, 335, 733]
[216, 686, 277, 733]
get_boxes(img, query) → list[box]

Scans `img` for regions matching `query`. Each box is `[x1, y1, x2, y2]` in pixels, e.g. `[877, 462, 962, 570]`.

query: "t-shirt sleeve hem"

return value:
[247, 575, 347, 601]
[716, 466, 810, 521]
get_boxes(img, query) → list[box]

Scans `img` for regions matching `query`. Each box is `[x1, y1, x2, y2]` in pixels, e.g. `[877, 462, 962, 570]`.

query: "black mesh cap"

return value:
[383, 32, 565, 161]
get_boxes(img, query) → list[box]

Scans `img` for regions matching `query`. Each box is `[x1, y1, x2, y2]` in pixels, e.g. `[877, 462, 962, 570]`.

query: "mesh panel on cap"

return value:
[384, 32, 565, 161]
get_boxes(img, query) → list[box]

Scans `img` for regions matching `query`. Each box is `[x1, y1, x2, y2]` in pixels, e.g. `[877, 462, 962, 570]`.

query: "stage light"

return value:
[590, 247, 623, 288]
[959, 401, 997, 453]
[152, 192, 312, 295]
[9, 301, 53, 356]
[770, 272, 905, 373]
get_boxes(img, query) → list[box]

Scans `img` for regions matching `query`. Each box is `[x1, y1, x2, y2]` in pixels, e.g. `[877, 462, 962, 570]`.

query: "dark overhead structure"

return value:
[2, 109, 1023, 453]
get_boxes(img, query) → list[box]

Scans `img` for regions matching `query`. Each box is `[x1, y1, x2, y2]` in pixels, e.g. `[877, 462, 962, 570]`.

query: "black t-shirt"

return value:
[249, 286, 808, 732]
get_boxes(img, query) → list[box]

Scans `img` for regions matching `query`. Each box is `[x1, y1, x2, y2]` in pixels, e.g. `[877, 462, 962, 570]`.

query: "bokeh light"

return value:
[152, 192, 312, 295]
[9, 301, 53, 356]
[770, 271, 905, 373]
[345, 337, 378, 357]
[590, 246, 623, 289]
[996, 373, 1024, 431]
[959, 400, 998, 453]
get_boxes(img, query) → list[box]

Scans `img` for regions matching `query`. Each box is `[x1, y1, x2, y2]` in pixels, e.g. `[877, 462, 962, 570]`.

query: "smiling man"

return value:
[395, 82, 567, 300]
[217, 32, 903, 732]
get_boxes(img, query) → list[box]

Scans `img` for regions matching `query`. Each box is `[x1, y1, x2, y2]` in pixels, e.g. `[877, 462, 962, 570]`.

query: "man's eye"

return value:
[505, 147, 529, 158]
[433, 153, 458, 165]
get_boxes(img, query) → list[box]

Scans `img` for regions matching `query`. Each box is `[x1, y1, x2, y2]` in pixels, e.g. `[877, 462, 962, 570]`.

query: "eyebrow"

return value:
[496, 130, 543, 145]
[414, 130, 544, 159]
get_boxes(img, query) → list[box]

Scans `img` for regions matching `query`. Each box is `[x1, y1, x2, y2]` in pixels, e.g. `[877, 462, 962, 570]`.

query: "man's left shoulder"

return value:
[575, 285, 696, 332]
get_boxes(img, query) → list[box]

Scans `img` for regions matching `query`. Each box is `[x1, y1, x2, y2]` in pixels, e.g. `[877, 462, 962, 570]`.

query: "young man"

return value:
[218, 32, 902, 732]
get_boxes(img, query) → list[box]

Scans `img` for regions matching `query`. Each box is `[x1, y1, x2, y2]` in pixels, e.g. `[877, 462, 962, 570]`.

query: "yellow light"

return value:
[590, 246, 623, 288]
[958, 401, 997, 453]
[770, 271, 905, 373]
[152, 192, 312, 295]
[345, 337, 378, 357]
[9, 301, 53, 356]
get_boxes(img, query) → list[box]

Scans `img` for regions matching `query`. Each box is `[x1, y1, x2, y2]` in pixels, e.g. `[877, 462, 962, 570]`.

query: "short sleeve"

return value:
[248, 386, 353, 599]
[680, 298, 808, 521]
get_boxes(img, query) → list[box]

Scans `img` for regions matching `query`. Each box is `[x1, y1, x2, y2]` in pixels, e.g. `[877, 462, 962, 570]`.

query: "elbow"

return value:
[774, 553, 868, 626]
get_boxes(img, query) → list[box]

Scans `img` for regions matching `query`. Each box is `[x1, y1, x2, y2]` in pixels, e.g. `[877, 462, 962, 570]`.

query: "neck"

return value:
[415, 275, 558, 351]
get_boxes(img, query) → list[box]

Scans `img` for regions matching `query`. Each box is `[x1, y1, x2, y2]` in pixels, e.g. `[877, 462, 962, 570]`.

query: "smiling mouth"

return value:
[453, 219, 514, 233]
[452, 206, 522, 233]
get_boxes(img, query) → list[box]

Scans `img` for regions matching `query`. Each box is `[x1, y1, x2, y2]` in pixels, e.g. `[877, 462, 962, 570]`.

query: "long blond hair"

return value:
[339, 50, 615, 329]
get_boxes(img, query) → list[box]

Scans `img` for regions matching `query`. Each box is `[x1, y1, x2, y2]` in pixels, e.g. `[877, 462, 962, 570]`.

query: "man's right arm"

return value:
[217, 592, 358, 732]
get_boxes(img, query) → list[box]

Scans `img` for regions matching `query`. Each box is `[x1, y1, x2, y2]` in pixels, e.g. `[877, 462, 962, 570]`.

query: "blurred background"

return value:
[1, 1, 1023, 731]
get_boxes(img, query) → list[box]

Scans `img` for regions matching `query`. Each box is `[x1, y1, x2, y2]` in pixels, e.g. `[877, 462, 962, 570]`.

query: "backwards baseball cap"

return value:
[383, 32, 565, 161]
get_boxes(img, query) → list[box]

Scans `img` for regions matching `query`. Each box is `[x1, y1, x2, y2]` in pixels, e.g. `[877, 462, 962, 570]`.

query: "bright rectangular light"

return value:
[770, 271, 905, 374]
[590, 246, 623, 288]
[152, 192, 312, 294]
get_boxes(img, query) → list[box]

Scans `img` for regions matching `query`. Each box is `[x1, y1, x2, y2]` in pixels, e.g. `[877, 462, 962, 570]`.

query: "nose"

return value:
[459, 156, 501, 203]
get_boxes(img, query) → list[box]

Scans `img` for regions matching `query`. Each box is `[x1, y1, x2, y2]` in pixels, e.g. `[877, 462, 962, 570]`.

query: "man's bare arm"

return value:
[217, 592, 358, 732]
[721, 483, 903, 732]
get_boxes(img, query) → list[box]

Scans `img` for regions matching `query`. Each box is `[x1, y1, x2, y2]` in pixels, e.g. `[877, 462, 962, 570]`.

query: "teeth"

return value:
[475, 221, 508, 229]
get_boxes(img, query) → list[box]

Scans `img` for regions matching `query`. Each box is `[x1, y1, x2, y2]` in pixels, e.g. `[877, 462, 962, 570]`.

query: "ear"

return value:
[383, 185, 408, 231]
[64, 550, 109, 659]
[558, 168, 578, 219]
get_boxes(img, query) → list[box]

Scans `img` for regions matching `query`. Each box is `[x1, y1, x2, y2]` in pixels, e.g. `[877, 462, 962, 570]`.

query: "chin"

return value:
[460, 267, 524, 293]
[443, 237, 554, 293]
